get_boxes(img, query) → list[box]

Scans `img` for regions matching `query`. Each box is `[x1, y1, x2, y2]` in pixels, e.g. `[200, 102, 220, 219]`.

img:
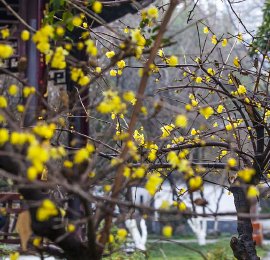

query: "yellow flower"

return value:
[178, 202, 187, 211]
[147, 143, 158, 161]
[8, 84, 18, 96]
[233, 56, 240, 68]
[110, 69, 117, 77]
[106, 51, 115, 59]
[225, 123, 233, 131]
[195, 77, 202, 83]
[161, 124, 175, 138]
[237, 85, 246, 95]
[222, 38, 228, 47]
[237, 33, 243, 42]
[10, 132, 27, 145]
[92, 1, 102, 13]
[158, 49, 164, 57]
[117, 228, 128, 240]
[162, 225, 172, 238]
[199, 106, 214, 119]
[123, 91, 136, 105]
[175, 115, 188, 128]
[131, 29, 146, 46]
[203, 26, 209, 34]
[207, 68, 215, 76]
[168, 55, 178, 67]
[217, 105, 224, 113]
[147, 6, 159, 19]
[85, 39, 98, 56]
[0, 96, 7, 108]
[16, 104, 24, 113]
[109, 234, 114, 243]
[185, 104, 192, 111]
[145, 173, 162, 196]
[189, 176, 203, 191]
[21, 30, 30, 41]
[191, 99, 198, 107]
[238, 168, 255, 182]
[78, 75, 90, 86]
[211, 35, 217, 44]
[56, 27, 65, 37]
[1, 28, 10, 39]
[167, 151, 180, 168]
[0, 128, 9, 146]
[247, 186, 259, 198]
[132, 167, 145, 178]
[51, 46, 67, 69]
[117, 60, 126, 69]
[0, 44, 13, 59]
[27, 166, 38, 181]
[9, 252, 19, 260]
[33, 237, 42, 247]
[33, 123, 56, 139]
[191, 128, 198, 135]
[36, 199, 58, 222]
[27, 143, 49, 169]
[72, 16, 82, 27]
[227, 158, 237, 168]
[95, 67, 102, 73]
[104, 184, 111, 192]
[97, 90, 126, 114]
[23, 86, 35, 97]
[67, 223, 76, 232]
[74, 148, 89, 164]
[63, 160, 73, 168]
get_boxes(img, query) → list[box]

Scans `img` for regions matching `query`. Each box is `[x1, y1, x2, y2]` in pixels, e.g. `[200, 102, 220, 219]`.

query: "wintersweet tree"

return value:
[0, 0, 269, 259]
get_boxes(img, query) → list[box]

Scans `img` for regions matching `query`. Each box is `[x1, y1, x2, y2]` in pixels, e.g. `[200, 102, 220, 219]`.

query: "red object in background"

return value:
[252, 222, 263, 246]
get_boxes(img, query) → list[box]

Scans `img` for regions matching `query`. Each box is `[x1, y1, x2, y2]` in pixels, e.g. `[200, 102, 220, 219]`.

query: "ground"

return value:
[1, 238, 269, 259]
[110, 238, 270, 260]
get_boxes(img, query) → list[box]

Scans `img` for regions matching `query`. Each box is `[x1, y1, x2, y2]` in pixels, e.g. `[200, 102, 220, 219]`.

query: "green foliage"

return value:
[251, 0, 270, 55]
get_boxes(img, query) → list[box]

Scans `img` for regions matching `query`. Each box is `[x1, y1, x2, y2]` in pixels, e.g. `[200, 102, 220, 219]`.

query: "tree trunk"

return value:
[230, 186, 260, 260]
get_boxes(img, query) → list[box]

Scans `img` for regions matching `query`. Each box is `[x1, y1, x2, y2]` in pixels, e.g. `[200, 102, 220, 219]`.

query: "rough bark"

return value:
[230, 186, 260, 260]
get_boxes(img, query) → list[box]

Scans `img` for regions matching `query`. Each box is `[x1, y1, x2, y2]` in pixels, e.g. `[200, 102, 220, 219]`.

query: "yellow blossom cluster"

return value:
[175, 115, 188, 128]
[167, 151, 193, 177]
[23, 86, 35, 97]
[130, 29, 146, 58]
[123, 91, 136, 105]
[127, 141, 140, 161]
[1, 28, 10, 39]
[117, 228, 128, 240]
[145, 173, 162, 196]
[133, 129, 145, 146]
[0, 44, 13, 59]
[131, 166, 146, 178]
[36, 199, 58, 222]
[32, 25, 54, 53]
[189, 176, 203, 191]
[199, 106, 214, 119]
[160, 124, 175, 138]
[70, 67, 91, 86]
[0, 128, 9, 146]
[50, 47, 68, 69]
[247, 185, 259, 198]
[162, 225, 172, 237]
[97, 90, 126, 114]
[74, 143, 95, 164]
[147, 143, 158, 161]
[0, 95, 8, 108]
[33, 123, 56, 139]
[238, 168, 256, 182]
